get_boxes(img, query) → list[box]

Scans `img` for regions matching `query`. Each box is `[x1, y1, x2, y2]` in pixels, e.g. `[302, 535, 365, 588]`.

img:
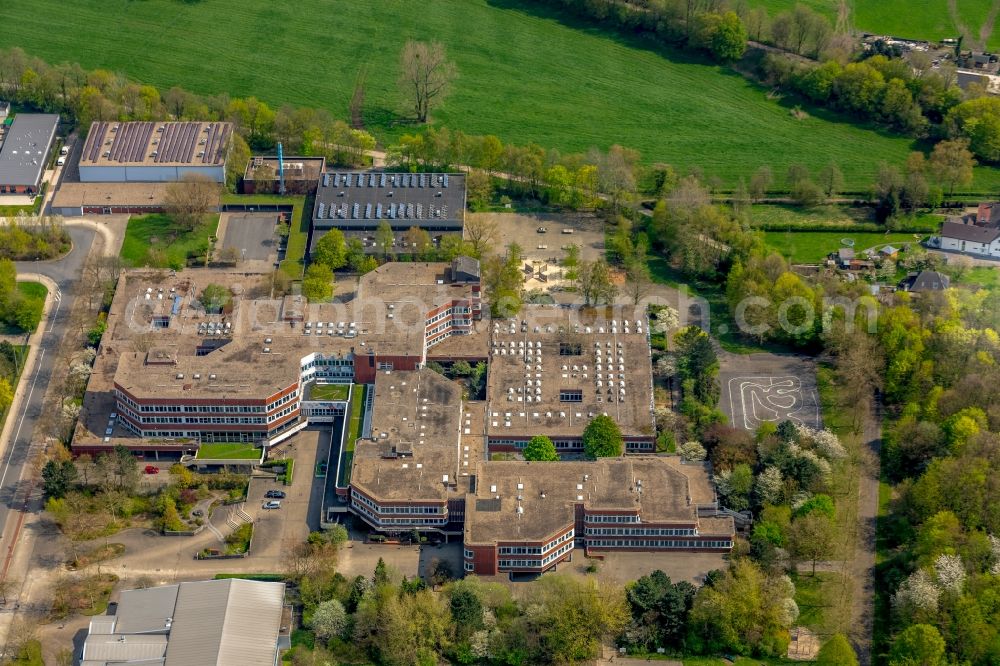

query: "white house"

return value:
[933, 220, 1000, 258]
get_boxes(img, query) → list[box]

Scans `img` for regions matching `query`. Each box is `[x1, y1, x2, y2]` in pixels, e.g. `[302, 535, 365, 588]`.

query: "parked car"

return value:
[262, 500, 281, 510]
[537, 226, 547, 233]
[143, 465, 159, 474]
[264, 490, 286, 499]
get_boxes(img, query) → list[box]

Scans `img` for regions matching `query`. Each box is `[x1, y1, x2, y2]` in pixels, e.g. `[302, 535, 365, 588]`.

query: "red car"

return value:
[144, 465, 159, 474]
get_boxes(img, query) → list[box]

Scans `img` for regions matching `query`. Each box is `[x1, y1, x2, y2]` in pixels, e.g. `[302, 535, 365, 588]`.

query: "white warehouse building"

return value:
[79, 121, 232, 183]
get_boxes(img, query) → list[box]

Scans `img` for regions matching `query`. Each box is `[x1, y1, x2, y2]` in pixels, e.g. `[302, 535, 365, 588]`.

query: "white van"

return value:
[60, 145, 69, 156]
[56, 156, 66, 166]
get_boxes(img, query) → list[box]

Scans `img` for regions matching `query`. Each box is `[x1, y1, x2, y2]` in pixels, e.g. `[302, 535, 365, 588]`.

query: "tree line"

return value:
[861, 279, 1000, 664]
[284, 549, 837, 664]
[528, 0, 1000, 168]
[0, 47, 376, 191]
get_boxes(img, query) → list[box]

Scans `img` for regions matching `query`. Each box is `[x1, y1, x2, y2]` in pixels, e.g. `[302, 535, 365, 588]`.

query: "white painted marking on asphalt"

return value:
[47, 289, 63, 334]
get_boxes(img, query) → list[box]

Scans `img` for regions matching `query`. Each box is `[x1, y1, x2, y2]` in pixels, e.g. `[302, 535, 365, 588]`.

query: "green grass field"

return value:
[6, 1, 1000, 191]
[121, 214, 220, 269]
[309, 383, 351, 401]
[959, 266, 1000, 291]
[742, 0, 1000, 51]
[763, 230, 923, 263]
[338, 385, 367, 487]
[195, 442, 262, 460]
[750, 205, 943, 233]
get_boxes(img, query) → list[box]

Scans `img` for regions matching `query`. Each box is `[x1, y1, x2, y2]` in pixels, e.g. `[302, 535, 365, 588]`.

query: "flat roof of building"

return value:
[465, 457, 715, 544]
[0, 113, 58, 187]
[51, 182, 179, 209]
[75, 265, 486, 447]
[485, 305, 654, 440]
[244, 156, 324, 182]
[313, 171, 466, 227]
[80, 121, 232, 168]
[351, 369, 477, 503]
[114, 341, 302, 401]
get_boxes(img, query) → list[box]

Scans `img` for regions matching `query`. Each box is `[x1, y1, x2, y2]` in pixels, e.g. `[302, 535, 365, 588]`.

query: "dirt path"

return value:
[980, 0, 1000, 48]
[947, 0, 975, 47]
[849, 395, 882, 666]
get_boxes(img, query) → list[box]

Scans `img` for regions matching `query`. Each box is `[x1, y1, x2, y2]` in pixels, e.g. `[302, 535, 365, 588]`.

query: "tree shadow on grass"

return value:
[487, 0, 926, 153]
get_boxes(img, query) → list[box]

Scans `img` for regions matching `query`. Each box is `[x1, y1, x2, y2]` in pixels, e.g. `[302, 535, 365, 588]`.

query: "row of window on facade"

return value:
[587, 539, 731, 549]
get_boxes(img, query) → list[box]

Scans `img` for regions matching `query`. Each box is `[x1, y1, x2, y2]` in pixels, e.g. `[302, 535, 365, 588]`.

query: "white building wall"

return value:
[940, 236, 1000, 258]
[80, 164, 225, 183]
[79, 166, 128, 182]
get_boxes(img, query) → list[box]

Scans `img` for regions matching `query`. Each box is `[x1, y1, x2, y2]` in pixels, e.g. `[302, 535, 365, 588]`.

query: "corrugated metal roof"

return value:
[164, 579, 284, 666]
[82, 634, 168, 662]
[0, 114, 59, 187]
[115, 584, 179, 634]
[87, 616, 118, 635]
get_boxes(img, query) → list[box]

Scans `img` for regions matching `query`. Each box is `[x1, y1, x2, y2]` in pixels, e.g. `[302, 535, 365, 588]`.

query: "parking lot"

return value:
[218, 213, 279, 263]
[245, 428, 328, 559]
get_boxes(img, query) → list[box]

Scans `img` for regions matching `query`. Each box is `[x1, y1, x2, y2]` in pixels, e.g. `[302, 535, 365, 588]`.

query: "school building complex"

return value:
[74, 260, 733, 575]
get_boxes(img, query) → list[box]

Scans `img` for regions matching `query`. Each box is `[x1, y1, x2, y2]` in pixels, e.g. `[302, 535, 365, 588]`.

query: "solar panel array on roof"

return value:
[313, 171, 465, 228]
[80, 121, 231, 165]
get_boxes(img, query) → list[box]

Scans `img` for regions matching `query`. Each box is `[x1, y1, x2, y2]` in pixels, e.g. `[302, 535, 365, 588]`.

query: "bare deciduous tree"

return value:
[398, 40, 456, 123]
[464, 215, 498, 259]
[164, 174, 220, 230]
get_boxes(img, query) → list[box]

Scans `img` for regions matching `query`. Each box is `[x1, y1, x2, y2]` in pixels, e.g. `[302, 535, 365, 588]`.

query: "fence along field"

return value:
[4, 0, 1000, 191]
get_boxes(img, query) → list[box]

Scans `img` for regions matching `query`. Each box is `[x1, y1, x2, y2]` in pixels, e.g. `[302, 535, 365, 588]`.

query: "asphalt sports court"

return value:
[718, 355, 822, 432]
[221, 213, 279, 261]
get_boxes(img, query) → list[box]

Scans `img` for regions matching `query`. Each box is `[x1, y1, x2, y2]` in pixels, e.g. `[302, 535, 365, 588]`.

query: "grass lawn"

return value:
[791, 571, 843, 634]
[121, 213, 220, 269]
[750, 204, 943, 233]
[0, 345, 28, 433]
[762, 230, 924, 264]
[959, 266, 1000, 291]
[196, 442, 262, 460]
[338, 385, 367, 487]
[309, 383, 351, 401]
[1, 281, 49, 335]
[741, 0, 1000, 51]
[214, 573, 285, 581]
[222, 193, 308, 278]
[225, 522, 253, 555]
[7, 2, 1000, 191]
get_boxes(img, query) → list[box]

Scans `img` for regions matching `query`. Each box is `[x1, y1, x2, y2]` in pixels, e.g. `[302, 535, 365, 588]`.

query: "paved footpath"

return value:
[0, 218, 125, 657]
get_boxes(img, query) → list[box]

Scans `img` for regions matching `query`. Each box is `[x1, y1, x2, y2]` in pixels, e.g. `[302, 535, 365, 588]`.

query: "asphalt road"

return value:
[0, 226, 97, 533]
